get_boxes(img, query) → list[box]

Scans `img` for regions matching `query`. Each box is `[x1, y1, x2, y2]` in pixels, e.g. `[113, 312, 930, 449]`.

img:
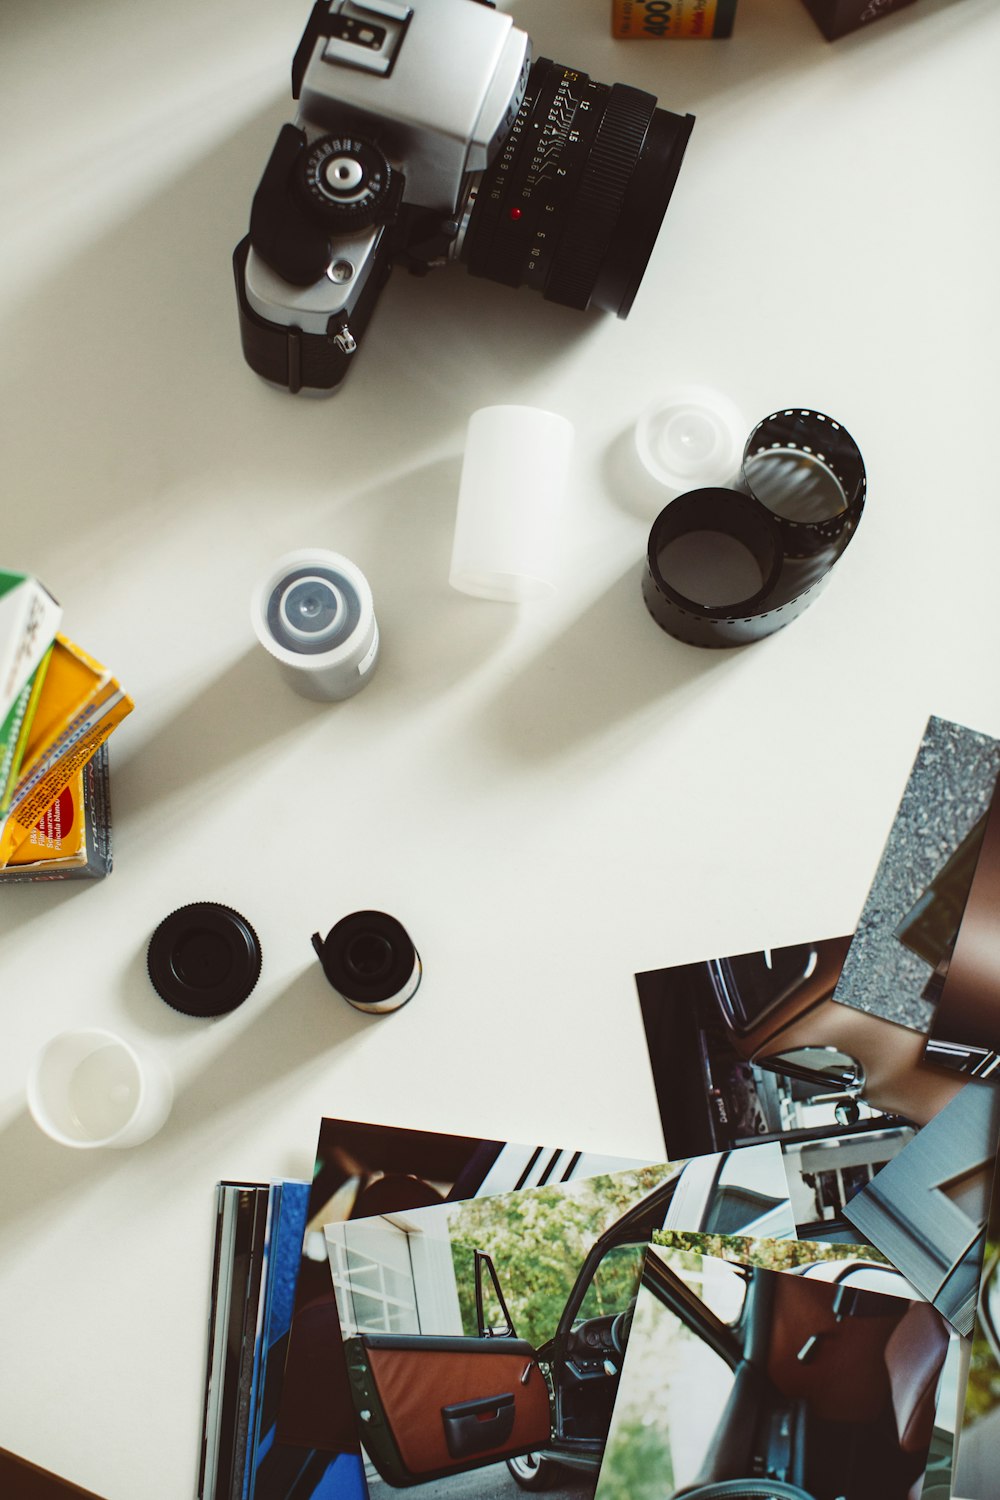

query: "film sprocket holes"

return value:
[234, 0, 695, 394]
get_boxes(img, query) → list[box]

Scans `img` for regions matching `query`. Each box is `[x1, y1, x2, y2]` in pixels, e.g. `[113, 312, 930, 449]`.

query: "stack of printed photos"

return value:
[201, 713, 1000, 1500]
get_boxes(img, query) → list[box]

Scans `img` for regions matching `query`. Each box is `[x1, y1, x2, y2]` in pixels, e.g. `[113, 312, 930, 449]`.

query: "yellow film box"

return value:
[612, 0, 738, 38]
[0, 744, 112, 882]
[0, 636, 132, 866]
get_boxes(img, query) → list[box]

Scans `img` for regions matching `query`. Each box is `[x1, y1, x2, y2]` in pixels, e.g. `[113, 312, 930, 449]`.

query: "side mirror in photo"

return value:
[635, 933, 964, 1238]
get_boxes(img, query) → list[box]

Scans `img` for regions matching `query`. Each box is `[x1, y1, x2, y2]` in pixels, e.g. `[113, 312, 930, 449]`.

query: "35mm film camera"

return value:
[234, 0, 694, 394]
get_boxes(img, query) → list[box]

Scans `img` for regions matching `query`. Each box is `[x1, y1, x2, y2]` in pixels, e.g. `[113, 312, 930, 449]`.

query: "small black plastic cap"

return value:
[147, 902, 262, 1017]
[313, 910, 419, 1009]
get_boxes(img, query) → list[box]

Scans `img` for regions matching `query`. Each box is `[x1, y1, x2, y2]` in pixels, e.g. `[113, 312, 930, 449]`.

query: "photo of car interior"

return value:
[334, 1150, 792, 1493]
[637, 936, 965, 1236]
[596, 1242, 951, 1500]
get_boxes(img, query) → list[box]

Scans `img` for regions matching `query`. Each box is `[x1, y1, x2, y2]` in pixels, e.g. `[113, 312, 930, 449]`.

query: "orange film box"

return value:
[612, 0, 738, 37]
[0, 635, 132, 866]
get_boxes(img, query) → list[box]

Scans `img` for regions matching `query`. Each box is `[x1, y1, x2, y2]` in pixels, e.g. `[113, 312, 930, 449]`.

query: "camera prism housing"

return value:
[234, 0, 694, 394]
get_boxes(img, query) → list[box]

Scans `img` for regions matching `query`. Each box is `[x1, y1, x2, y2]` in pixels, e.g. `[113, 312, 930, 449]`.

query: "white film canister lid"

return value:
[27, 1027, 173, 1149]
[449, 405, 575, 602]
[251, 548, 379, 702]
[635, 387, 747, 494]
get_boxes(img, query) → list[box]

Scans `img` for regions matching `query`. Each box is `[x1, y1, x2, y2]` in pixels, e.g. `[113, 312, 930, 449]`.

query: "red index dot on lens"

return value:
[509, 208, 523, 221]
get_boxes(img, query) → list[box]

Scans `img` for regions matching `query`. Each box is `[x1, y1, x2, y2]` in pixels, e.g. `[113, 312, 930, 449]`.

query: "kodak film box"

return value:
[612, 0, 738, 38]
[0, 744, 112, 882]
[0, 634, 132, 866]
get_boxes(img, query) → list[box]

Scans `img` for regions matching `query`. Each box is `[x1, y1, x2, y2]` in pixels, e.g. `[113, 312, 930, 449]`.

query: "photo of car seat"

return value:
[597, 1243, 951, 1500]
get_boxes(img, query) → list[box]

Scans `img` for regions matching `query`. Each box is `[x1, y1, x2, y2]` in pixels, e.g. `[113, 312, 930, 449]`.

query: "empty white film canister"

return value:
[251, 549, 379, 701]
[449, 405, 575, 601]
[27, 1028, 173, 1149]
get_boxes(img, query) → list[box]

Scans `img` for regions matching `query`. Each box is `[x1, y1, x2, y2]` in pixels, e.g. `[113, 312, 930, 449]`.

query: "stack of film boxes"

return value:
[0, 570, 133, 883]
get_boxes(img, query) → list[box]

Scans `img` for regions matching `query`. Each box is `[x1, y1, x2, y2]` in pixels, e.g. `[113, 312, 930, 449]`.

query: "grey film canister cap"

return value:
[251, 548, 379, 701]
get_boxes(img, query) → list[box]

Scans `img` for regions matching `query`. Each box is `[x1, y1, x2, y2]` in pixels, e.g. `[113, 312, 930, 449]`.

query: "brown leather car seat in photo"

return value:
[765, 1276, 903, 1424]
[882, 1301, 951, 1500]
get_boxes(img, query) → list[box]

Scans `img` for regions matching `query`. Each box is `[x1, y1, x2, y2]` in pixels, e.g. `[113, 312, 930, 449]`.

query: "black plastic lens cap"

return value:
[147, 902, 262, 1017]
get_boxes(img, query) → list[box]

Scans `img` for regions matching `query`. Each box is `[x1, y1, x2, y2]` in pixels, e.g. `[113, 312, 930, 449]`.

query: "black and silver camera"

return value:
[234, 0, 695, 394]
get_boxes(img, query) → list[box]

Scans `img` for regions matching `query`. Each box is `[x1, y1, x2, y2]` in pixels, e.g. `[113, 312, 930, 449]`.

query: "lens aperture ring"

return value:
[545, 84, 657, 311]
[492, 73, 605, 290]
[463, 60, 556, 282]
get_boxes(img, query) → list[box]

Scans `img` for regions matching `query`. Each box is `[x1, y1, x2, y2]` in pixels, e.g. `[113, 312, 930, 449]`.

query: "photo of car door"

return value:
[333, 1149, 793, 1492]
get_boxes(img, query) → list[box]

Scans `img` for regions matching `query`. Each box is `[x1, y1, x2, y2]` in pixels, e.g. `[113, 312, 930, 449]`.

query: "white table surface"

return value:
[2, 0, 998, 1494]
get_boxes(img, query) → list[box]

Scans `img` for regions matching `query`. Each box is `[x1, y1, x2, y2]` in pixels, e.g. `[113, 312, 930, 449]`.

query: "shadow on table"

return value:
[0, 964, 371, 1240]
[476, 561, 745, 764]
[156, 966, 375, 1145]
[1, 93, 595, 568]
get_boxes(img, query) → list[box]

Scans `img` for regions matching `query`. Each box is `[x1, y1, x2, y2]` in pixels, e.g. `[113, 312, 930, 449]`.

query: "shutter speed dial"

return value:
[297, 135, 396, 229]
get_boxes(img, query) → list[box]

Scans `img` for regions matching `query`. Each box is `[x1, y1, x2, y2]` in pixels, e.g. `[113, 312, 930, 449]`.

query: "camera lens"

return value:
[461, 59, 694, 318]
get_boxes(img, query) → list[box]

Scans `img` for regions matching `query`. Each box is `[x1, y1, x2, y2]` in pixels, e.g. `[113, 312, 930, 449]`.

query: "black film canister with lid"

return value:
[147, 902, 263, 1017]
[312, 911, 421, 1015]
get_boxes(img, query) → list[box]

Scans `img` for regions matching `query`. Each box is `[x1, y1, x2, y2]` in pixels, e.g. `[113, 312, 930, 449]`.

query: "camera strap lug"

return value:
[332, 322, 357, 355]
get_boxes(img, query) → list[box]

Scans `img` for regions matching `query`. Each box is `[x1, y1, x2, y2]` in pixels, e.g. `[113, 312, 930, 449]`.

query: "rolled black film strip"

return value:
[643, 408, 866, 647]
[743, 408, 866, 558]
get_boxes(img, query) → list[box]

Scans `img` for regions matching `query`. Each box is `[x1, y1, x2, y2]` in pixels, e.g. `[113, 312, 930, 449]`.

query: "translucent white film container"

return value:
[251, 548, 379, 701]
[27, 1028, 173, 1148]
[635, 386, 746, 494]
[449, 405, 575, 602]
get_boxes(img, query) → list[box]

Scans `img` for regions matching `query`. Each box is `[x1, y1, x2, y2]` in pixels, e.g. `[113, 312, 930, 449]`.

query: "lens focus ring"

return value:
[545, 84, 656, 311]
[462, 60, 692, 318]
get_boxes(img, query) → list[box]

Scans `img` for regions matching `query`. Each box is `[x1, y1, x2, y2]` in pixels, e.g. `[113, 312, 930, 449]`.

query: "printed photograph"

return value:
[636, 934, 964, 1237]
[831, 716, 1000, 1062]
[920, 767, 1000, 1078]
[323, 1147, 793, 1496]
[595, 1237, 954, 1500]
[843, 1082, 1000, 1337]
[278, 1117, 646, 1459]
[245, 1182, 367, 1500]
[950, 1148, 1000, 1499]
